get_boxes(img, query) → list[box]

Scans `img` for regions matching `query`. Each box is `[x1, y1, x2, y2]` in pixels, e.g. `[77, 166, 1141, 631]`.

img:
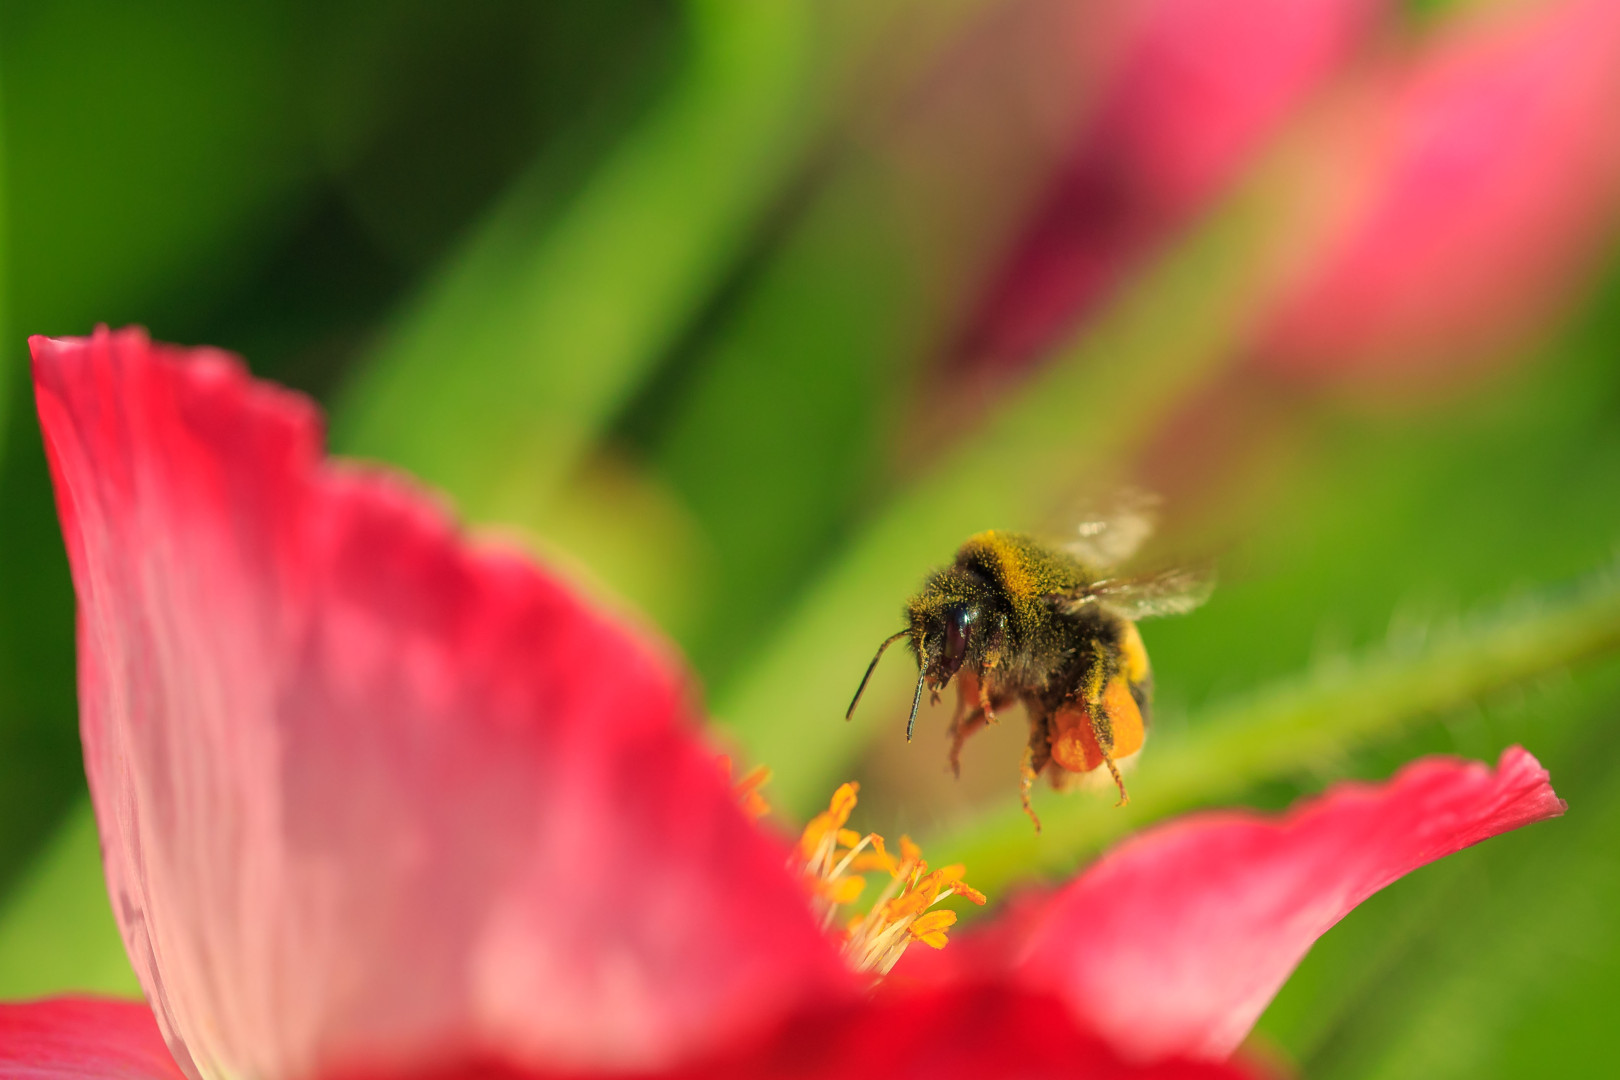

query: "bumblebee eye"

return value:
[944, 605, 976, 666]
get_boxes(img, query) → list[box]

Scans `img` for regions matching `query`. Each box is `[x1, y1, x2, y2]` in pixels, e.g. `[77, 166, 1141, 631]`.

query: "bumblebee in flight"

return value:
[846, 509, 1210, 830]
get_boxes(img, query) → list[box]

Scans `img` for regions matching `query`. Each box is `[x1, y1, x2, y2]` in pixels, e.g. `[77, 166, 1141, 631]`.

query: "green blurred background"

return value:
[1, 1, 1618, 1076]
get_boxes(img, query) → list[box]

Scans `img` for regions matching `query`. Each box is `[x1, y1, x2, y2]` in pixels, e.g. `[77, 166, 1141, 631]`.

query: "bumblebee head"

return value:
[910, 597, 981, 689]
[908, 564, 996, 683]
[845, 567, 993, 742]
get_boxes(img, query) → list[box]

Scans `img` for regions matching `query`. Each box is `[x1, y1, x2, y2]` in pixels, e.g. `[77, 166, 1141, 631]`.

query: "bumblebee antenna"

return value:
[906, 666, 927, 742]
[846, 629, 910, 721]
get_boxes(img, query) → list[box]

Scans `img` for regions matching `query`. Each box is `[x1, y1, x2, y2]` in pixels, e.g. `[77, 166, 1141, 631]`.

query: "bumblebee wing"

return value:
[1052, 565, 1215, 620]
[1061, 489, 1160, 570]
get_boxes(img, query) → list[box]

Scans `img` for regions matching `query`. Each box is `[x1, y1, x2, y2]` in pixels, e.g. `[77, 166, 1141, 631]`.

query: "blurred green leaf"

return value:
[331, 0, 826, 529]
[0, 67, 9, 462]
[640, 156, 917, 682]
[934, 562, 1620, 892]
[295, 0, 678, 274]
[0, 414, 82, 896]
[0, 799, 137, 998]
[1, 0, 312, 338]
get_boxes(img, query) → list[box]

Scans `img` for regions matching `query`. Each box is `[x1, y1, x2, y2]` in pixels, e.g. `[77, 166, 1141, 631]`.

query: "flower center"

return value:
[797, 781, 987, 977]
[722, 759, 988, 977]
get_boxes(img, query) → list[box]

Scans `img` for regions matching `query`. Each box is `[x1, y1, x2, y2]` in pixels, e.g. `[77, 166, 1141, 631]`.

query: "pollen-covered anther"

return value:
[907, 909, 957, 949]
[798, 783, 988, 979]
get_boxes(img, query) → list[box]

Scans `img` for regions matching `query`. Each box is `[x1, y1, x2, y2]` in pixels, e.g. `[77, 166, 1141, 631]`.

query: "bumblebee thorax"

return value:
[955, 531, 1088, 631]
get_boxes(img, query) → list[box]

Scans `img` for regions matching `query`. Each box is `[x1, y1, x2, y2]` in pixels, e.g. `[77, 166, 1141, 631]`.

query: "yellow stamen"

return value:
[908, 909, 957, 948]
[952, 882, 989, 906]
[720, 757, 774, 820]
[823, 875, 866, 905]
[828, 782, 859, 826]
[795, 780, 988, 979]
[798, 781, 860, 862]
[849, 851, 898, 874]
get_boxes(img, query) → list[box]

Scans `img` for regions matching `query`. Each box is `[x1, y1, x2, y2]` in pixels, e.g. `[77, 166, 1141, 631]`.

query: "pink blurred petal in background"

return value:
[954, 0, 1390, 374]
[32, 328, 851, 1080]
[1258, 0, 1620, 380]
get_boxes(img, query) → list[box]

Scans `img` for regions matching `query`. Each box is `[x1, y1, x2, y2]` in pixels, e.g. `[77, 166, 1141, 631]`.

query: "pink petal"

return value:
[0, 997, 184, 1080]
[1259, 0, 1620, 379]
[1011, 748, 1565, 1061]
[958, 0, 1387, 372]
[332, 985, 1263, 1080]
[31, 328, 850, 1080]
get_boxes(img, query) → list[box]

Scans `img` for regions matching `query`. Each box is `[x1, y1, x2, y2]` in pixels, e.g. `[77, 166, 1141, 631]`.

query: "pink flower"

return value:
[954, 0, 1388, 374]
[1258, 0, 1620, 380]
[5, 328, 1564, 1079]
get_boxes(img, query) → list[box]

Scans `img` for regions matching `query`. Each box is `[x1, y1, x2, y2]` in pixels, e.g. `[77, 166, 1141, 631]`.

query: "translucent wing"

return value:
[1052, 565, 1215, 621]
[1062, 489, 1161, 570]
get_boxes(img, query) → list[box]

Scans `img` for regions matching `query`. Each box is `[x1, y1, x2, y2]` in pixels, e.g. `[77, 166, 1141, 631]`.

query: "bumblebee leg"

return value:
[1078, 650, 1130, 808]
[948, 680, 970, 735]
[1100, 751, 1129, 807]
[1018, 704, 1052, 832]
[1018, 745, 1042, 833]
[1085, 688, 1130, 808]
[948, 706, 986, 779]
[947, 678, 983, 778]
[977, 674, 1001, 725]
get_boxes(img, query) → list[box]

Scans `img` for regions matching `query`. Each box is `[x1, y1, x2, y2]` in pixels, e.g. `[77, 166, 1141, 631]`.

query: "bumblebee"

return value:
[846, 515, 1209, 830]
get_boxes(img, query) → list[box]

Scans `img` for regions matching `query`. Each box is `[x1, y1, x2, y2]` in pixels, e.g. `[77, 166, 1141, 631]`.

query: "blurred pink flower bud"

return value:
[1258, 0, 1620, 381]
[955, 0, 1389, 374]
